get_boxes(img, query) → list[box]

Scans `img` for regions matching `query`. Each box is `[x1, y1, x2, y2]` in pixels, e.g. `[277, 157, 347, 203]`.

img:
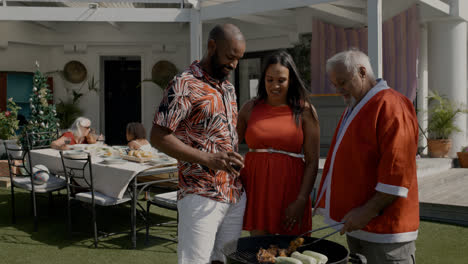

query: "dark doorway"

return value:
[104, 57, 141, 145]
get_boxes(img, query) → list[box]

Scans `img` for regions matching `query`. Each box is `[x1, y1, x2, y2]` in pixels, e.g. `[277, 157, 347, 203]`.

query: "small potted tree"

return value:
[427, 91, 468, 158]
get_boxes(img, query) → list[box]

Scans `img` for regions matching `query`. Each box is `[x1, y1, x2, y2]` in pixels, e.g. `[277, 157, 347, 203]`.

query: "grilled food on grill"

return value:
[257, 237, 305, 263]
[287, 237, 305, 254]
[302, 250, 328, 264]
[257, 237, 321, 263]
[291, 251, 317, 264]
[257, 248, 277, 263]
[275, 257, 302, 264]
[278, 248, 288, 257]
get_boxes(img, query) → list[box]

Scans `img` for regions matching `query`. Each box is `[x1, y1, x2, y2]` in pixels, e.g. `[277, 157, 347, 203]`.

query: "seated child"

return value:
[126, 122, 157, 153]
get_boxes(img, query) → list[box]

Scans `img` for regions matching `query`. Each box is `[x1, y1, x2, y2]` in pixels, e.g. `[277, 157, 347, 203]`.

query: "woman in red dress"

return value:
[238, 50, 320, 235]
[51, 117, 96, 150]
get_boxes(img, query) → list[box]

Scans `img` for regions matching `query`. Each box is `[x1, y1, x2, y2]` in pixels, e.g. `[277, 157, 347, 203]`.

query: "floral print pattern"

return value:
[154, 61, 242, 203]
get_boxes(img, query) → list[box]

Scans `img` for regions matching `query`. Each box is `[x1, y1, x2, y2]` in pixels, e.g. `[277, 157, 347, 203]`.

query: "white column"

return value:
[190, 8, 202, 62]
[429, 19, 467, 157]
[239, 60, 250, 107]
[417, 24, 429, 155]
[367, 0, 382, 78]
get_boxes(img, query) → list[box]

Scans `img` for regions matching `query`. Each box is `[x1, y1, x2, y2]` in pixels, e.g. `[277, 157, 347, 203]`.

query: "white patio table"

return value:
[29, 148, 178, 248]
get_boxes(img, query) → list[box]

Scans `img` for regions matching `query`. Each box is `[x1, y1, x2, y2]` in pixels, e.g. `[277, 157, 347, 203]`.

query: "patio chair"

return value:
[26, 129, 60, 150]
[145, 190, 178, 245]
[4, 141, 66, 231]
[59, 151, 132, 248]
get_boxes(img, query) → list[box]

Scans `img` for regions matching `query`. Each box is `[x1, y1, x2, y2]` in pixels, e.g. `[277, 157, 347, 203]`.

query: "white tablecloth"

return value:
[29, 148, 177, 199]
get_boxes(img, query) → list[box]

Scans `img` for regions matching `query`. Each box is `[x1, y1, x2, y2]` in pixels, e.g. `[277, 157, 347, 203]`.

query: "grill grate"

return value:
[228, 250, 258, 263]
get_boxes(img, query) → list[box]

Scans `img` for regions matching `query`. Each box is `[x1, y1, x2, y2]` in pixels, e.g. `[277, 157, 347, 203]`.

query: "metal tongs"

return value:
[297, 221, 345, 249]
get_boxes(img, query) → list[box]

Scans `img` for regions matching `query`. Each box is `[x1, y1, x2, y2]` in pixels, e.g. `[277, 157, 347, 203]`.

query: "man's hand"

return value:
[340, 191, 398, 235]
[340, 205, 376, 235]
[205, 152, 244, 176]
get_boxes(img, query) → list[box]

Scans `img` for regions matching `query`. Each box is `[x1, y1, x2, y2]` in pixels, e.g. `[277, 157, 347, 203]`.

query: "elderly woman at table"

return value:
[51, 117, 97, 150]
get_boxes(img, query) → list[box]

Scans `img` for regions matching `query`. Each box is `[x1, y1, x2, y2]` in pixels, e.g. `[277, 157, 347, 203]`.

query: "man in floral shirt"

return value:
[151, 24, 246, 264]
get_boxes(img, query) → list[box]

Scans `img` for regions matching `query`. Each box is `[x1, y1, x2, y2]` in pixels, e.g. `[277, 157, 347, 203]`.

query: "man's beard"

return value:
[210, 51, 232, 82]
[343, 96, 356, 108]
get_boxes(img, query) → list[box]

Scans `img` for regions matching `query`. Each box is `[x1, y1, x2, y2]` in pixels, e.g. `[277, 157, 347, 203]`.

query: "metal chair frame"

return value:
[4, 141, 65, 231]
[145, 189, 178, 245]
[127, 168, 178, 248]
[59, 151, 133, 248]
[26, 129, 60, 150]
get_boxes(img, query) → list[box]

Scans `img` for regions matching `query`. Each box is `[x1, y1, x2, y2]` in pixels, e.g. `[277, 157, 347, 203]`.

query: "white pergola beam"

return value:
[232, 14, 295, 30]
[0, 7, 191, 22]
[6, 0, 184, 3]
[367, 0, 382, 78]
[258, 9, 296, 17]
[308, 3, 366, 24]
[331, 0, 366, 9]
[417, 0, 450, 15]
[201, 0, 334, 21]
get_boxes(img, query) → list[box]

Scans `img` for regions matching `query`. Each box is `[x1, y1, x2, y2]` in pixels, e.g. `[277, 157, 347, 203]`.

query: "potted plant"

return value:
[427, 91, 468, 158]
[457, 146, 468, 168]
[0, 98, 21, 179]
[0, 98, 21, 141]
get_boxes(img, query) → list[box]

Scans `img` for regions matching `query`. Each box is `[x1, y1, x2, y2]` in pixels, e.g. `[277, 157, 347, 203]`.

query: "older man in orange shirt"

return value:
[316, 49, 419, 264]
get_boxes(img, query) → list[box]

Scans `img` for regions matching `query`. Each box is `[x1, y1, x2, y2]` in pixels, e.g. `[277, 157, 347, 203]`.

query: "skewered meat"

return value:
[266, 245, 279, 256]
[287, 237, 304, 254]
[257, 248, 276, 263]
[278, 248, 288, 257]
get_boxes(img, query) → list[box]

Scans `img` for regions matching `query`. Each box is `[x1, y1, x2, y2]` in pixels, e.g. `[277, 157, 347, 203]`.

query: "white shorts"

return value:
[177, 193, 247, 264]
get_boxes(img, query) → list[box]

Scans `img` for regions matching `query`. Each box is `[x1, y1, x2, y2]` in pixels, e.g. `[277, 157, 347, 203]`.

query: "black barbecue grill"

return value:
[222, 235, 366, 264]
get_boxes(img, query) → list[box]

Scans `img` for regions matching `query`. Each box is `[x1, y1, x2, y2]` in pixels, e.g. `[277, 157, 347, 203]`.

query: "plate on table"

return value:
[68, 144, 88, 151]
[63, 150, 88, 159]
[148, 156, 178, 168]
[101, 156, 126, 164]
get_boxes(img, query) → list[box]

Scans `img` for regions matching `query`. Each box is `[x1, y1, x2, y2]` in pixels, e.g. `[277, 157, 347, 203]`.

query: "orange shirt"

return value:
[316, 80, 419, 243]
[62, 131, 88, 145]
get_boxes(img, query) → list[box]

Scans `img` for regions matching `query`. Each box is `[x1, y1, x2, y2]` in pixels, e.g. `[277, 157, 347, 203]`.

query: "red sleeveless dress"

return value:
[241, 101, 312, 235]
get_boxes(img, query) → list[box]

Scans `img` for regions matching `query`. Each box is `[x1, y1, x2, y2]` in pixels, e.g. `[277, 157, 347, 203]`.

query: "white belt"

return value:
[249, 148, 304, 159]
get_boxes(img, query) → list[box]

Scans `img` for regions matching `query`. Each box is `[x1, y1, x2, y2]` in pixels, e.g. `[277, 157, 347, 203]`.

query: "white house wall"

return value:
[0, 21, 191, 138]
[0, 43, 51, 72]
[0, 20, 301, 140]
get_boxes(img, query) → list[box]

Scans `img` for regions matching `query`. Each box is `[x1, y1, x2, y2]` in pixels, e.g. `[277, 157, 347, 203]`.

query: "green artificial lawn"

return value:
[0, 187, 467, 264]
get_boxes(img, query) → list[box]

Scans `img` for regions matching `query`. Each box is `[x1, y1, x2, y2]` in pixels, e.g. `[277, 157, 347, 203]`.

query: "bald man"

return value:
[151, 24, 246, 264]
